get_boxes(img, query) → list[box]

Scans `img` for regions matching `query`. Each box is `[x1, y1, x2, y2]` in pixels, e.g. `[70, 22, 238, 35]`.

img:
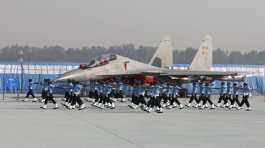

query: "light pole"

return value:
[18, 50, 24, 93]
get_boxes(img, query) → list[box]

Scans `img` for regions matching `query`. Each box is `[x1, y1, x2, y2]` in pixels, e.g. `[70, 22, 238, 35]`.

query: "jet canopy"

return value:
[79, 54, 117, 69]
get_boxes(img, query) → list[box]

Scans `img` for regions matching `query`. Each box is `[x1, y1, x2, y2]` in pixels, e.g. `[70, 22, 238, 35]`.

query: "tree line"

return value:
[0, 44, 264, 64]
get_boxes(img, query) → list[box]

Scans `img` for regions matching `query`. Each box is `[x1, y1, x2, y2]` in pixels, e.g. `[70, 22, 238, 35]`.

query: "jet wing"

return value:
[98, 69, 237, 78]
[158, 70, 237, 77]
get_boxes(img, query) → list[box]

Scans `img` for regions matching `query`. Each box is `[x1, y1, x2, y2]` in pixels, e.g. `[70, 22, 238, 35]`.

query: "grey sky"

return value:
[0, 0, 264, 51]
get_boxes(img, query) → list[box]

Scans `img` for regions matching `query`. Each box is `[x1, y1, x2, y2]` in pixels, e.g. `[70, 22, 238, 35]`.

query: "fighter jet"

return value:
[54, 35, 238, 84]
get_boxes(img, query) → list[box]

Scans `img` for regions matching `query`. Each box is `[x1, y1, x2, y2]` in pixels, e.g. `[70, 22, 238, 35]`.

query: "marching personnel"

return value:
[171, 84, 184, 109]
[196, 82, 204, 108]
[146, 86, 155, 112]
[146, 84, 162, 113]
[97, 83, 106, 109]
[40, 81, 59, 109]
[201, 82, 215, 109]
[41, 79, 49, 103]
[217, 81, 226, 107]
[166, 85, 174, 109]
[92, 82, 101, 107]
[118, 82, 125, 102]
[230, 83, 240, 109]
[138, 86, 147, 109]
[224, 82, 233, 108]
[143, 87, 152, 111]
[187, 82, 198, 107]
[154, 84, 163, 113]
[88, 83, 95, 99]
[69, 83, 86, 110]
[161, 83, 170, 108]
[63, 82, 73, 108]
[128, 85, 146, 110]
[24, 79, 37, 102]
[239, 83, 251, 111]
[134, 85, 147, 110]
[104, 84, 115, 109]
[128, 84, 140, 109]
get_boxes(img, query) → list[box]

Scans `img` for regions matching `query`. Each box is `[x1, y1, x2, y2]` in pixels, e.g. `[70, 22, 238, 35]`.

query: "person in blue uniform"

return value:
[92, 82, 101, 107]
[143, 87, 152, 111]
[196, 82, 204, 108]
[104, 84, 115, 109]
[24, 79, 37, 102]
[88, 82, 96, 101]
[128, 85, 146, 110]
[187, 82, 198, 107]
[165, 85, 174, 109]
[146, 84, 162, 113]
[71, 82, 86, 110]
[201, 82, 215, 109]
[155, 84, 164, 113]
[96, 83, 106, 109]
[230, 83, 240, 109]
[161, 84, 170, 108]
[41, 79, 49, 103]
[224, 82, 233, 108]
[217, 81, 226, 107]
[129, 84, 139, 109]
[170, 84, 183, 109]
[118, 82, 125, 102]
[40, 80, 58, 109]
[239, 83, 251, 111]
[63, 81, 74, 107]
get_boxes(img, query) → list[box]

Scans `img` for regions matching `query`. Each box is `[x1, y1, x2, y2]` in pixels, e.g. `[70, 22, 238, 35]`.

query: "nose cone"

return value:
[54, 69, 85, 82]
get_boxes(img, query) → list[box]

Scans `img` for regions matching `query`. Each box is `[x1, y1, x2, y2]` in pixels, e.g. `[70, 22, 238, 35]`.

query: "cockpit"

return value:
[79, 54, 117, 69]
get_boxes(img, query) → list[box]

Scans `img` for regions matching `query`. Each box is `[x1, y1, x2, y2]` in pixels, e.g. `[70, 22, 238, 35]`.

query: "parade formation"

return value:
[23, 79, 252, 113]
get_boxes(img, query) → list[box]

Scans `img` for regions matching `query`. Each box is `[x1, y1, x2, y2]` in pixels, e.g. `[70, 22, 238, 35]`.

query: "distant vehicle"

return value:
[54, 35, 239, 85]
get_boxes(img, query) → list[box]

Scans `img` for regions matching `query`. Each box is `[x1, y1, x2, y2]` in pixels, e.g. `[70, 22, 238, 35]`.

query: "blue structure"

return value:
[0, 62, 78, 94]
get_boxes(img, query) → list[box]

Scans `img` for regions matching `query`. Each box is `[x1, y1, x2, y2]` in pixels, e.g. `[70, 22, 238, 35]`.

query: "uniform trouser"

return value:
[231, 95, 240, 106]
[94, 91, 100, 102]
[197, 95, 203, 104]
[202, 95, 213, 105]
[99, 93, 105, 104]
[147, 97, 156, 108]
[64, 91, 71, 102]
[88, 91, 94, 98]
[115, 90, 123, 98]
[99, 94, 111, 104]
[105, 95, 112, 104]
[162, 94, 169, 104]
[155, 96, 162, 108]
[118, 90, 123, 98]
[131, 95, 139, 105]
[68, 94, 74, 104]
[138, 95, 146, 105]
[189, 94, 197, 104]
[114, 91, 118, 98]
[240, 95, 250, 108]
[26, 89, 35, 98]
[71, 94, 83, 106]
[41, 90, 47, 99]
[224, 95, 233, 105]
[170, 96, 181, 105]
[217, 94, 226, 104]
[44, 94, 56, 105]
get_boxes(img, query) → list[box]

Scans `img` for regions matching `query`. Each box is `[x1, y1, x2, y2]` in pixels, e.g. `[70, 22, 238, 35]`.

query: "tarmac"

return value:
[0, 95, 264, 148]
